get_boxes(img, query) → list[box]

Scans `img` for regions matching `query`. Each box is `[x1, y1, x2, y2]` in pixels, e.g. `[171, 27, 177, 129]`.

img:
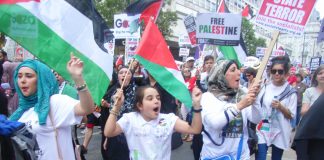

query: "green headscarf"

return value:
[9, 59, 59, 125]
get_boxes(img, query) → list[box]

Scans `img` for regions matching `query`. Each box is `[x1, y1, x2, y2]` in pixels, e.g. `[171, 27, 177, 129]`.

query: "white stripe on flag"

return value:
[18, 0, 112, 79]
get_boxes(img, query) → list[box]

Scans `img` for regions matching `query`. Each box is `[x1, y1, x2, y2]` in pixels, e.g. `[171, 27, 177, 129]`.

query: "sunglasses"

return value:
[270, 69, 285, 75]
[245, 74, 252, 77]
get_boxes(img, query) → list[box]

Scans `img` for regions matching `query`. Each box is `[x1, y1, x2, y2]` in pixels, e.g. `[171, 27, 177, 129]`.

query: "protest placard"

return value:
[196, 13, 242, 46]
[114, 14, 140, 39]
[179, 48, 190, 57]
[310, 56, 322, 73]
[125, 38, 140, 63]
[255, 0, 316, 35]
[256, 47, 285, 57]
[184, 15, 197, 45]
[178, 34, 191, 46]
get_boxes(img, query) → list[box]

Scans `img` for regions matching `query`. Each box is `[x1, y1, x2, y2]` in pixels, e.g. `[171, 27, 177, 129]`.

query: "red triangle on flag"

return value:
[140, 1, 163, 26]
[135, 20, 179, 70]
[242, 5, 249, 17]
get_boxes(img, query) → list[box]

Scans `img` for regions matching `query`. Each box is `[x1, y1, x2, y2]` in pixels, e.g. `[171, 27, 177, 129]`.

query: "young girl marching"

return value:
[104, 86, 202, 160]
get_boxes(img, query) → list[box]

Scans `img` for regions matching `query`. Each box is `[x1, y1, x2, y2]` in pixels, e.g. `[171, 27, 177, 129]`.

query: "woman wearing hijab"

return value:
[100, 66, 137, 160]
[200, 59, 261, 160]
[9, 54, 95, 160]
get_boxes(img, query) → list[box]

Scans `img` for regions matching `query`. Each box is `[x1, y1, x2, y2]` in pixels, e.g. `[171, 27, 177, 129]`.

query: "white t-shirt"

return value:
[255, 82, 297, 150]
[302, 87, 321, 107]
[200, 92, 262, 160]
[18, 94, 81, 160]
[117, 112, 178, 160]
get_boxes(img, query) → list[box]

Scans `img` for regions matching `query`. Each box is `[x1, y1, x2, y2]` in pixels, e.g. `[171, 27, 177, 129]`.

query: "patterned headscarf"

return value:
[10, 60, 58, 125]
[208, 59, 245, 102]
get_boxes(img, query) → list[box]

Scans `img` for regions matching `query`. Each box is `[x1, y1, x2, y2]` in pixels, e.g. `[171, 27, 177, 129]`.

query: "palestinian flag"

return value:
[217, 0, 247, 67]
[125, 0, 163, 26]
[0, 0, 114, 104]
[135, 20, 192, 108]
[242, 5, 254, 19]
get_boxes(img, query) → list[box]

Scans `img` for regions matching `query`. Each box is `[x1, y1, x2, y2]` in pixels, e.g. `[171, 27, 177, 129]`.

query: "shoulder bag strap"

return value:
[236, 133, 244, 160]
[49, 110, 63, 160]
[202, 111, 230, 146]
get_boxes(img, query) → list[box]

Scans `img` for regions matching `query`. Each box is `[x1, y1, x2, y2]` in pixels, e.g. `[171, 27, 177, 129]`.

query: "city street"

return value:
[78, 127, 296, 160]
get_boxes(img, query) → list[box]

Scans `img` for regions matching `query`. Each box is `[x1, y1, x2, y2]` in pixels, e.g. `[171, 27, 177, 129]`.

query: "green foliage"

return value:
[241, 18, 266, 56]
[94, 0, 177, 37]
[156, 11, 177, 37]
[94, 0, 128, 28]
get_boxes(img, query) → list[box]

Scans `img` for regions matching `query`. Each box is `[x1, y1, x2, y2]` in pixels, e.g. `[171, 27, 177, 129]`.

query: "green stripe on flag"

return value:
[219, 46, 242, 67]
[135, 55, 192, 108]
[0, 4, 110, 104]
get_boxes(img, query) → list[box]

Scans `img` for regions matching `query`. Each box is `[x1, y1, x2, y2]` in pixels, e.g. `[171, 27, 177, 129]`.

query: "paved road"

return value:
[77, 127, 296, 160]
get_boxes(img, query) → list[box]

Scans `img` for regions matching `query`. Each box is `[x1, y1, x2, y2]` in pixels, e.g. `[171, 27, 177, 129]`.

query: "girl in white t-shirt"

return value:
[9, 54, 95, 160]
[104, 86, 203, 160]
[301, 65, 324, 116]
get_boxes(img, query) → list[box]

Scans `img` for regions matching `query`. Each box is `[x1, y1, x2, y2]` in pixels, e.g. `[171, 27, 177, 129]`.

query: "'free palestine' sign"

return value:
[196, 13, 242, 46]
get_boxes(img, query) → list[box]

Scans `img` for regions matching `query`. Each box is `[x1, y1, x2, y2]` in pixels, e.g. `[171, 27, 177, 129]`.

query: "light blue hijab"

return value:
[9, 60, 58, 125]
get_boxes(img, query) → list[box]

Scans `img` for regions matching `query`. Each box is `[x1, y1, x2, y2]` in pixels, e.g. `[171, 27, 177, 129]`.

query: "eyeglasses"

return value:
[270, 69, 284, 75]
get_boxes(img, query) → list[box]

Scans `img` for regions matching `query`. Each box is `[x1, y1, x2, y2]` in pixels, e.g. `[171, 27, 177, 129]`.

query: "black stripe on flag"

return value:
[125, 0, 160, 16]
[65, 0, 113, 52]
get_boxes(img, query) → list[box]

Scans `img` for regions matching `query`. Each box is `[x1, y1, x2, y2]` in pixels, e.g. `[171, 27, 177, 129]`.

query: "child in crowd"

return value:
[104, 86, 202, 160]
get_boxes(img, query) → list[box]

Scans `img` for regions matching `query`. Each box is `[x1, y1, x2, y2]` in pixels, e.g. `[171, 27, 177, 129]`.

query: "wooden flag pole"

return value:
[255, 31, 280, 82]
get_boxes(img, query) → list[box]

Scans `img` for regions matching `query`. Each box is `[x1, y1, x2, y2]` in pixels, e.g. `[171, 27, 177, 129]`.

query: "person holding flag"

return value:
[104, 86, 202, 160]
[200, 59, 261, 160]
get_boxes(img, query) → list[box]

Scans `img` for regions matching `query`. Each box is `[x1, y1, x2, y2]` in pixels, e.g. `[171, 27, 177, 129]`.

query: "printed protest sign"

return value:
[255, 0, 316, 35]
[256, 47, 285, 58]
[310, 56, 321, 73]
[184, 15, 197, 45]
[196, 13, 242, 46]
[125, 38, 139, 63]
[114, 14, 140, 39]
[179, 48, 190, 57]
[178, 34, 191, 46]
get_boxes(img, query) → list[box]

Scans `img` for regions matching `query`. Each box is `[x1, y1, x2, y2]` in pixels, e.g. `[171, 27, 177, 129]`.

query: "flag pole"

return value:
[113, 58, 135, 105]
[255, 31, 280, 81]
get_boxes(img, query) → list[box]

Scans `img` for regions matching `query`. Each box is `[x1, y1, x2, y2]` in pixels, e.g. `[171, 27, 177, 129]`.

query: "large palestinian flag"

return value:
[0, 0, 113, 104]
[135, 20, 192, 108]
[217, 0, 247, 67]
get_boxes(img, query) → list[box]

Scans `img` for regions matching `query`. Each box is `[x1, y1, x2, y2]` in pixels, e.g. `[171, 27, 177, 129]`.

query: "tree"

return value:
[94, 0, 177, 38]
[241, 18, 266, 56]
[94, 0, 128, 28]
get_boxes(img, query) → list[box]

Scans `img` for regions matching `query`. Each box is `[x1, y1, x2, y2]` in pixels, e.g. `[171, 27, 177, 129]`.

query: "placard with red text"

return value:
[255, 0, 316, 35]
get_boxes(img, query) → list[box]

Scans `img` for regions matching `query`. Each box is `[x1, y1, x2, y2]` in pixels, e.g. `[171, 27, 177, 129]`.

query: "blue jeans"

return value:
[256, 144, 283, 160]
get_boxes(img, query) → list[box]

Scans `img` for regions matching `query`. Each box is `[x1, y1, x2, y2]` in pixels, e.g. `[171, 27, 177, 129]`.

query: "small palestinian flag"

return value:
[0, 0, 114, 104]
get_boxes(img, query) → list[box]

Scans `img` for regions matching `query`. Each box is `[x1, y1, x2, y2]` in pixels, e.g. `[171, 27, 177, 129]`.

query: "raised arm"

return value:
[174, 87, 202, 134]
[67, 53, 95, 116]
[104, 89, 124, 137]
